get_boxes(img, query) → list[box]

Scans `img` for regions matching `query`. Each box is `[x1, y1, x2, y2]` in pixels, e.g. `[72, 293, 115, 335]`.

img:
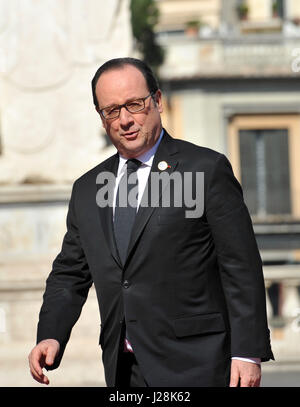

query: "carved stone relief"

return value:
[0, 0, 132, 184]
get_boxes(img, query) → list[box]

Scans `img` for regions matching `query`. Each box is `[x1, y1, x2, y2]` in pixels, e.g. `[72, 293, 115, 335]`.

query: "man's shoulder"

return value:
[169, 135, 224, 166]
[175, 138, 220, 155]
[73, 153, 118, 188]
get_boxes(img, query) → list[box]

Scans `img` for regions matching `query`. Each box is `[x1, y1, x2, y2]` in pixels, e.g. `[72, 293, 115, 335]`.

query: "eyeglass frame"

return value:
[98, 93, 154, 120]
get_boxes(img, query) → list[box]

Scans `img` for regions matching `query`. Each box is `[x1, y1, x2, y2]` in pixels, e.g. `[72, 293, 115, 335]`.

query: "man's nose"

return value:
[119, 106, 134, 126]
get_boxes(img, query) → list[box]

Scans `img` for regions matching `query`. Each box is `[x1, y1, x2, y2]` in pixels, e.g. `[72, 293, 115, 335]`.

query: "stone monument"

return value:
[0, 0, 133, 386]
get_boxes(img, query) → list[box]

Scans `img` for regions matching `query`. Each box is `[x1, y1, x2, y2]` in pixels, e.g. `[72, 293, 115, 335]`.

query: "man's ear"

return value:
[155, 89, 163, 113]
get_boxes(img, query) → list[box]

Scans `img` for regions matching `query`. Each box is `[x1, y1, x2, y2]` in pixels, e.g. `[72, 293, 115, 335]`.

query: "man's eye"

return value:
[106, 107, 119, 115]
[127, 101, 143, 109]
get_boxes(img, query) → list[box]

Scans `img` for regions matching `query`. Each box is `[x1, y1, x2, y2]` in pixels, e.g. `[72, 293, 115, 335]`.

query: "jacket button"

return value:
[123, 280, 130, 289]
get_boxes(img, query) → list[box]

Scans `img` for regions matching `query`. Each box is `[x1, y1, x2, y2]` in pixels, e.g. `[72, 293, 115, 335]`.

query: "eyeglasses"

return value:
[99, 93, 153, 120]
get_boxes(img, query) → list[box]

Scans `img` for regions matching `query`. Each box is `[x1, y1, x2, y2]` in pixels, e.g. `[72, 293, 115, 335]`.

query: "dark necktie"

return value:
[114, 158, 142, 265]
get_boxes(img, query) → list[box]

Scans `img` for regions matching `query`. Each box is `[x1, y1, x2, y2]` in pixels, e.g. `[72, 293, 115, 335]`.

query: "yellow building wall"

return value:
[287, 0, 300, 18]
[156, 0, 221, 31]
[248, 0, 272, 21]
[157, 0, 300, 30]
[161, 94, 184, 139]
[247, 0, 300, 20]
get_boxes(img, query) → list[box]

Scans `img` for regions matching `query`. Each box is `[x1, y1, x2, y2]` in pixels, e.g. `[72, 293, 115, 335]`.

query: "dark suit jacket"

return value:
[37, 130, 274, 387]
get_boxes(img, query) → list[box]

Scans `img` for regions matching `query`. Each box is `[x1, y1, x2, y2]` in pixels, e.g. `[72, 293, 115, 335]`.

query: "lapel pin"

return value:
[158, 161, 170, 171]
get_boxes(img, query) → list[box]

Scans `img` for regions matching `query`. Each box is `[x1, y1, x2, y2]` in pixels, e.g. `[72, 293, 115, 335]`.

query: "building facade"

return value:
[156, 0, 300, 362]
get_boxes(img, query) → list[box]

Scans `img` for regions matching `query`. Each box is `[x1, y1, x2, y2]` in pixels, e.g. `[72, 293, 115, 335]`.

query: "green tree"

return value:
[130, 0, 164, 72]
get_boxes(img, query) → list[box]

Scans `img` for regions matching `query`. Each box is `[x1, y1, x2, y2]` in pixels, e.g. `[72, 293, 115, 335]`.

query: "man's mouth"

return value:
[123, 130, 139, 139]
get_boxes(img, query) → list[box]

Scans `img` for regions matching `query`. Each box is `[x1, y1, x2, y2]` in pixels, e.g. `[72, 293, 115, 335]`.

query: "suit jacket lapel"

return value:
[96, 132, 179, 269]
[125, 131, 179, 266]
[96, 153, 123, 268]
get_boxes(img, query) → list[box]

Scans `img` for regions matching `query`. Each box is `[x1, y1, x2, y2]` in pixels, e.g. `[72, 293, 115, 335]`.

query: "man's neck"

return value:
[119, 128, 164, 163]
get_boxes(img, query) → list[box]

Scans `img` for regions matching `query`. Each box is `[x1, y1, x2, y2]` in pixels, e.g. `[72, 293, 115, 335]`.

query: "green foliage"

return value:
[272, 0, 279, 12]
[186, 20, 201, 29]
[130, 0, 164, 72]
[236, 2, 249, 19]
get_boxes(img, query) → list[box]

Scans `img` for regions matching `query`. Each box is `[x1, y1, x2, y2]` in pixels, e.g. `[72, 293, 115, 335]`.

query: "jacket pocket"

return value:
[173, 312, 225, 338]
[158, 214, 198, 225]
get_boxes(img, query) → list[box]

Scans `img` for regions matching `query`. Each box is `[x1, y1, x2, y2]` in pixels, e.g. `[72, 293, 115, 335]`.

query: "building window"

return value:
[239, 128, 291, 216]
[272, 0, 285, 18]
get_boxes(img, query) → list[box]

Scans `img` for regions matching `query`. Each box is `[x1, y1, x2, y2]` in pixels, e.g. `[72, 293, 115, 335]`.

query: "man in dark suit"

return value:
[28, 57, 273, 387]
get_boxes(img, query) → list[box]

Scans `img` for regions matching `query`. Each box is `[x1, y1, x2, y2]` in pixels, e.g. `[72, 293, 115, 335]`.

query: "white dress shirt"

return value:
[113, 129, 260, 365]
[113, 129, 164, 218]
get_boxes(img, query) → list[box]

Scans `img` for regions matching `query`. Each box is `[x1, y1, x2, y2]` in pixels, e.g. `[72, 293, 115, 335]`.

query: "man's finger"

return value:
[29, 352, 44, 383]
[29, 340, 60, 385]
[29, 367, 42, 383]
[229, 366, 240, 387]
[230, 360, 261, 387]
[42, 374, 50, 385]
[29, 356, 50, 386]
[29, 349, 43, 377]
[240, 377, 251, 387]
[30, 369, 49, 385]
[254, 376, 261, 387]
[29, 347, 48, 384]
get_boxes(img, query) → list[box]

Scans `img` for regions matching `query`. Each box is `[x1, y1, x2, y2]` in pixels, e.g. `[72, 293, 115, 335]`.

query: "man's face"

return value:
[95, 65, 163, 159]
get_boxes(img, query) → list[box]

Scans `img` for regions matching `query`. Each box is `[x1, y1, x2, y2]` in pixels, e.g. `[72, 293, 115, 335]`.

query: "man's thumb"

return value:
[229, 368, 240, 387]
[45, 348, 56, 366]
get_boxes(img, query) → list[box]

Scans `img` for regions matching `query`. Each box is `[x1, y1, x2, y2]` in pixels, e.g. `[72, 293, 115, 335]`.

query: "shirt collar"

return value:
[118, 128, 164, 176]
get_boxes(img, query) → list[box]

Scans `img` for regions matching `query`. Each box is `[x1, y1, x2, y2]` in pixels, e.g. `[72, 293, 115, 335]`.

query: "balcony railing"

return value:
[158, 31, 300, 79]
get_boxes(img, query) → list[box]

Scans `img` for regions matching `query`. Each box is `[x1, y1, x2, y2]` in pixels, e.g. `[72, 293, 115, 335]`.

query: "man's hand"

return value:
[230, 359, 261, 387]
[28, 339, 60, 385]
